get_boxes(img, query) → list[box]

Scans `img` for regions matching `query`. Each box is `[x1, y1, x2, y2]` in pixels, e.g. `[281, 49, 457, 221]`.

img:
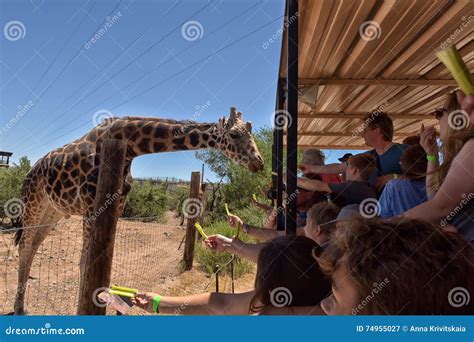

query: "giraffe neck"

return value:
[103, 118, 221, 160]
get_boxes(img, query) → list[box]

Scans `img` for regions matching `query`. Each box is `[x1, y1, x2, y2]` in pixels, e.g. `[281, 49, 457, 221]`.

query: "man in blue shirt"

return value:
[300, 111, 408, 196]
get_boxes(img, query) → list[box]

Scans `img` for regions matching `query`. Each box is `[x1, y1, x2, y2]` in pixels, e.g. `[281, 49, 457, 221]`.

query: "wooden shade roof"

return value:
[279, 0, 473, 149]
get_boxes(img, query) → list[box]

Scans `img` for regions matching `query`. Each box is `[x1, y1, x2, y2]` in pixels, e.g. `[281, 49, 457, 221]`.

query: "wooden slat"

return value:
[278, 0, 468, 149]
[298, 113, 433, 120]
[299, 78, 457, 86]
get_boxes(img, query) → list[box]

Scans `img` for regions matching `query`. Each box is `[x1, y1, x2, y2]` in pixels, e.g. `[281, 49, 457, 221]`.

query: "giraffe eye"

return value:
[229, 131, 242, 139]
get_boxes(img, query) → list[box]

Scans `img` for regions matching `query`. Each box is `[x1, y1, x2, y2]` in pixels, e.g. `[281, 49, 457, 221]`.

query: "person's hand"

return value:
[227, 214, 243, 229]
[131, 292, 158, 313]
[456, 90, 474, 121]
[251, 196, 259, 208]
[203, 234, 233, 252]
[419, 124, 438, 155]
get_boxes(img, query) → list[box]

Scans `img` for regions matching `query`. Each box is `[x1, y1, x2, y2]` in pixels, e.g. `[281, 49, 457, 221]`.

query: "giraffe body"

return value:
[14, 108, 263, 314]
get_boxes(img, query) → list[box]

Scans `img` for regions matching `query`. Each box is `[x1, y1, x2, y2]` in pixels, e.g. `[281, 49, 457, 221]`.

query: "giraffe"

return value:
[13, 107, 264, 315]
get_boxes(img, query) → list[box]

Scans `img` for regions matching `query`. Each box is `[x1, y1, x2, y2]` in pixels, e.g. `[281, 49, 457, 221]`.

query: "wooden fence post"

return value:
[198, 183, 208, 226]
[183, 171, 201, 270]
[77, 139, 126, 315]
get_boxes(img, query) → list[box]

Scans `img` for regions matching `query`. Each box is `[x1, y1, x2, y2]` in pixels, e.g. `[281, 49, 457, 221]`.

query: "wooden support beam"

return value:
[299, 78, 457, 86]
[284, 144, 369, 150]
[183, 171, 201, 271]
[285, 131, 414, 137]
[77, 139, 126, 315]
[298, 113, 435, 120]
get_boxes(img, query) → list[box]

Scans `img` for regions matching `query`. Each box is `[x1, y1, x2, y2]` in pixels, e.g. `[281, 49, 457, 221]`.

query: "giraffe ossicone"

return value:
[13, 106, 263, 315]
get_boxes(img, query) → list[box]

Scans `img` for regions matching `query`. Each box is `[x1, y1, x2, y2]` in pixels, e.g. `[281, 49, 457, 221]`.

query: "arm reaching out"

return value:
[132, 291, 255, 315]
[300, 162, 347, 175]
[228, 214, 283, 241]
[204, 234, 266, 263]
[297, 178, 331, 193]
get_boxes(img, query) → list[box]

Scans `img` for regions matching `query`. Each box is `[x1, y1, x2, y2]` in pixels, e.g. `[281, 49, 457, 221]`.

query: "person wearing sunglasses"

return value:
[405, 91, 474, 244]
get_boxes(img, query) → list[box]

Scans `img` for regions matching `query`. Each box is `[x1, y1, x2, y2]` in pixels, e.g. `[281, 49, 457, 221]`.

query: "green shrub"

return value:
[195, 221, 254, 278]
[0, 156, 31, 226]
[122, 181, 169, 221]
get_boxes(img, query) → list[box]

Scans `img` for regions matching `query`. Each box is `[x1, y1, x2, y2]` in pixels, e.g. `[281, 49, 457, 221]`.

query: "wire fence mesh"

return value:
[0, 216, 188, 315]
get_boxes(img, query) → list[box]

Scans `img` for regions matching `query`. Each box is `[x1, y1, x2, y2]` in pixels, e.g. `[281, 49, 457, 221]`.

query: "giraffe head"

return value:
[216, 107, 264, 172]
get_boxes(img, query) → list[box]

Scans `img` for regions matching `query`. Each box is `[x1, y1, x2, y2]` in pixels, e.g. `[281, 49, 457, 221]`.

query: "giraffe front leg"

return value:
[14, 228, 37, 315]
[14, 207, 62, 315]
[77, 216, 93, 313]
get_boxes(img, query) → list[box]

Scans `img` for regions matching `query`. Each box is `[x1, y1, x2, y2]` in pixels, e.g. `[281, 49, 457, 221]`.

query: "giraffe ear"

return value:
[218, 116, 226, 130]
[245, 121, 252, 133]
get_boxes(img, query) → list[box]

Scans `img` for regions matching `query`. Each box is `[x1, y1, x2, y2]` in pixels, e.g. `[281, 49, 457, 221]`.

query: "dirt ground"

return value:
[0, 211, 255, 315]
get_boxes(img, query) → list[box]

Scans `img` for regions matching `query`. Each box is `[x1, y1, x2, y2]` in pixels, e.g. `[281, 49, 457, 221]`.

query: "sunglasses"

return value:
[434, 107, 448, 120]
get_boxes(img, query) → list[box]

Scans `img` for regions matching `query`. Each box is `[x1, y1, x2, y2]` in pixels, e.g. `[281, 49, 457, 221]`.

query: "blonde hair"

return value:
[431, 92, 474, 190]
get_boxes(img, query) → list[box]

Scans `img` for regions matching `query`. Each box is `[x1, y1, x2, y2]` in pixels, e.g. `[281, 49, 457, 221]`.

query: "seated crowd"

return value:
[132, 90, 474, 315]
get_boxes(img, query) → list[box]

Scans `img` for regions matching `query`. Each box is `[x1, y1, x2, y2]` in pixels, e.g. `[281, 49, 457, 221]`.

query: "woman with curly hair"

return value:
[317, 218, 474, 315]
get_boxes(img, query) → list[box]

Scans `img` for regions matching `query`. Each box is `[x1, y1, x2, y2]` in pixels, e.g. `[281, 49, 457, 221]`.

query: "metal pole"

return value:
[276, 78, 285, 231]
[285, 0, 298, 235]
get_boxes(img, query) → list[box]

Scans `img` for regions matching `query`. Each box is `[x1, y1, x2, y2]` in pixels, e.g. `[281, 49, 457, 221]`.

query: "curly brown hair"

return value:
[318, 218, 474, 315]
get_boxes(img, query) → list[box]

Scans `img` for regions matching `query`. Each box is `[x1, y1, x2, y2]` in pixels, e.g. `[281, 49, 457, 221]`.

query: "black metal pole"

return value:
[285, 0, 298, 235]
[276, 78, 285, 231]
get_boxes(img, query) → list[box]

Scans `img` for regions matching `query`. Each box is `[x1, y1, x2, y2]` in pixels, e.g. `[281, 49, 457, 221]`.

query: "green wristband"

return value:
[426, 154, 437, 162]
[152, 295, 161, 313]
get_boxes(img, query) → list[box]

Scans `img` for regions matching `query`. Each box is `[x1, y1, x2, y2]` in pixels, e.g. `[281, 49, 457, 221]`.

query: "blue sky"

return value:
[1, 0, 359, 182]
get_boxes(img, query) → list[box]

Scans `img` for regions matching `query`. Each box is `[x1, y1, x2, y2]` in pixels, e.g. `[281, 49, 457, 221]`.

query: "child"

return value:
[132, 236, 331, 315]
[379, 144, 428, 217]
[303, 202, 340, 249]
[298, 154, 376, 207]
[218, 202, 341, 262]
